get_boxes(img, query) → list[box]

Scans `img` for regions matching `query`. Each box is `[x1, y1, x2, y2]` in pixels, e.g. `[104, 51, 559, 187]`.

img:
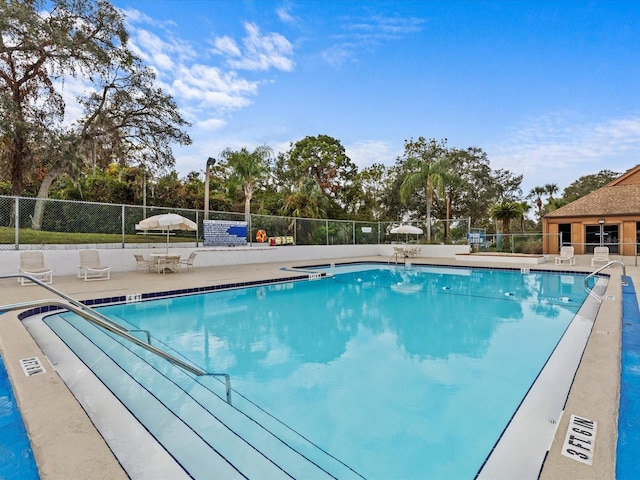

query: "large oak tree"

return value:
[1, 0, 191, 228]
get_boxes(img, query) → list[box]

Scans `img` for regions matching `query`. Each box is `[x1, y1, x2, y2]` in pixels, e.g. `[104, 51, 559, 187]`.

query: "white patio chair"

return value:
[406, 247, 420, 257]
[179, 251, 198, 272]
[77, 250, 111, 281]
[19, 250, 53, 285]
[591, 246, 610, 267]
[159, 255, 181, 274]
[555, 246, 576, 266]
[134, 254, 155, 273]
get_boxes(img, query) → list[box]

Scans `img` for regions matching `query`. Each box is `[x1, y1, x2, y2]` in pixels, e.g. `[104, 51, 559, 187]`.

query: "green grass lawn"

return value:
[0, 226, 198, 245]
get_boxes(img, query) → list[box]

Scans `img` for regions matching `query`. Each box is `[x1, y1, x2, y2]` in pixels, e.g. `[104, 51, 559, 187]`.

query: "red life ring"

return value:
[256, 229, 267, 242]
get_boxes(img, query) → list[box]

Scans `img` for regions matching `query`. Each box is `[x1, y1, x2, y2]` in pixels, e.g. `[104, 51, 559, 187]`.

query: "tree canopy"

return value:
[275, 135, 358, 218]
[0, 0, 191, 206]
[0, 1, 623, 236]
[562, 170, 620, 203]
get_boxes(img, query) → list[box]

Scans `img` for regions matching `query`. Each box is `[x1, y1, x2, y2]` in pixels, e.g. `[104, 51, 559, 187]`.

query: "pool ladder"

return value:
[583, 260, 627, 302]
[0, 274, 232, 404]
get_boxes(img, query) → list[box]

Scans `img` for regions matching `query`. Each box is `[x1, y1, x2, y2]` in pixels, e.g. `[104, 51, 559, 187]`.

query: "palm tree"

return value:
[221, 145, 273, 226]
[439, 170, 464, 242]
[400, 157, 450, 242]
[518, 201, 531, 232]
[281, 177, 329, 220]
[544, 183, 559, 200]
[490, 200, 522, 234]
[529, 186, 546, 219]
[490, 200, 522, 252]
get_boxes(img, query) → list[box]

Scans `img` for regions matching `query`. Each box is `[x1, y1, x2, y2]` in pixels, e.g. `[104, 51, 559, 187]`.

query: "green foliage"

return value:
[353, 163, 388, 220]
[0, 0, 129, 194]
[489, 200, 522, 234]
[280, 177, 330, 219]
[0, 0, 191, 203]
[514, 239, 543, 254]
[561, 169, 620, 203]
[220, 145, 273, 221]
[275, 135, 358, 217]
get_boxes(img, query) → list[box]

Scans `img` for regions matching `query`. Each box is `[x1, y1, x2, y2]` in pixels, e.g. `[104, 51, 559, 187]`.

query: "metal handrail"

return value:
[1, 274, 232, 403]
[583, 260, 627, 302]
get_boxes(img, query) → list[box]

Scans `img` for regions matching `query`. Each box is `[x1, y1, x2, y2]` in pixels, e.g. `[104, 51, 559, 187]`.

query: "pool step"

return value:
[46, 313, 361, 480]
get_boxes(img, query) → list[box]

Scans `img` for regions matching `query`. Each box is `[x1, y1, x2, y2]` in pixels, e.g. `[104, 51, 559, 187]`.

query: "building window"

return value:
[585, 223, 619, 254]
[558, 223, 571, 248]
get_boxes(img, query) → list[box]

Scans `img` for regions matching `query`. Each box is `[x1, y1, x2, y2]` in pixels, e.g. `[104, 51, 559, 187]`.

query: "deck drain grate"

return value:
[19, 356, 46, 376]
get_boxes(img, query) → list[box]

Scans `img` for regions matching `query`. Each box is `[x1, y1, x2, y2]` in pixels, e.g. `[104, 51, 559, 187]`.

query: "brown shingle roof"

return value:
[545, 184, 640, 218]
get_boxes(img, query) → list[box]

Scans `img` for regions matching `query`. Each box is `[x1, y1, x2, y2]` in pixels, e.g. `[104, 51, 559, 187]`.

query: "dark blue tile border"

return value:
[293, 260, 611, 278]
[17, 274, 313, 320]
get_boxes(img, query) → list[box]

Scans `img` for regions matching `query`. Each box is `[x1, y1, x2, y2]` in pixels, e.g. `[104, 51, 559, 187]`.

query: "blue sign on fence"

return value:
[467, 232, 485, 244]
[203, 220, 247, 246]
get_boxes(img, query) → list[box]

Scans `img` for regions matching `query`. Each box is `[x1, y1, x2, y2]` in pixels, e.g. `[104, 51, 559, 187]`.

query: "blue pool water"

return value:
[47, 264, 592, 479]
[0, 355, 39, 480]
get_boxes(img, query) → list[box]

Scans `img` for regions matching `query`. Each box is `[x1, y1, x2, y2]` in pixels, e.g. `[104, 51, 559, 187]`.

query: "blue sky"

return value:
[105, 0, 640, 195]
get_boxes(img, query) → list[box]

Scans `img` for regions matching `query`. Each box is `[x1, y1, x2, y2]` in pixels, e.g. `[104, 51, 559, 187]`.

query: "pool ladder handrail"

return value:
[583, 260, 627, 302]
[0, 273, 232, 404]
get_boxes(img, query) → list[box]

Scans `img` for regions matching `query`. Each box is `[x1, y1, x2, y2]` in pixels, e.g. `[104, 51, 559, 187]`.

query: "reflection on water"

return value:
[101, 266, 589, 479]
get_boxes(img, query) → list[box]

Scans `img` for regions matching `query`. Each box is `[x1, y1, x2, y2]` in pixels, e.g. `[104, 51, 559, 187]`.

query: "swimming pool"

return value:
[0, 354, 39, 480]
[39, 264, 604, 479]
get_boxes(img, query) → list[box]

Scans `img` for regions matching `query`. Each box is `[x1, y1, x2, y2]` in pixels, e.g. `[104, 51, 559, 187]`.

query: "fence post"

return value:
[326, 219, 329, 245]
[121, 205, 126, 248]
[195, 210, 199, 247]
[14, 196, 19, 250]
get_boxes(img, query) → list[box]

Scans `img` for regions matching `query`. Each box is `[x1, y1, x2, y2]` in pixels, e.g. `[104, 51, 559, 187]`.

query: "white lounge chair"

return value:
[591, 246, 610, 267]
[555, 246, 576, 266]
[19, 250, 53, 285]
[77, 250, 111, 281]
[179, 251, 198, 272]
[134, 254, 155, 273]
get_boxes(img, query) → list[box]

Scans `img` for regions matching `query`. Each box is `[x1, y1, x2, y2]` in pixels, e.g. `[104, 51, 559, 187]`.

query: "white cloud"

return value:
[121, 11, 294, 124]
[57, 76, 95, 125]
[212, 36, 242, 57]
[347, 15, 425, 39]
[196, 118, 226, 130]
[276, 5, 298, 25]
[213, 22, 295, 72]
[321, 44, 357, 68]
[346, 140, 400, 169]
[320, 13, 425, 67]
[488, 113, 640, 191]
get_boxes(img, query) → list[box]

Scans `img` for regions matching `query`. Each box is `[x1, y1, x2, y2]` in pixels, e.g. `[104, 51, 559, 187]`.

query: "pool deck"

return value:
[0, 253, 635, 479]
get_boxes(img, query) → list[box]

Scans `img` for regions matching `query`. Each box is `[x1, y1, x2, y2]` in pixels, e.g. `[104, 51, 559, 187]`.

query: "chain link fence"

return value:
[0, 195, 471, 250]
[471, 232, 546, 254]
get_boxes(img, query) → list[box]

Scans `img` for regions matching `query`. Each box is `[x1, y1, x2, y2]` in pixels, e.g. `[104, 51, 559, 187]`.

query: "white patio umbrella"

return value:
[390, 224, 423, 235]
[135, 213, 197, 252]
